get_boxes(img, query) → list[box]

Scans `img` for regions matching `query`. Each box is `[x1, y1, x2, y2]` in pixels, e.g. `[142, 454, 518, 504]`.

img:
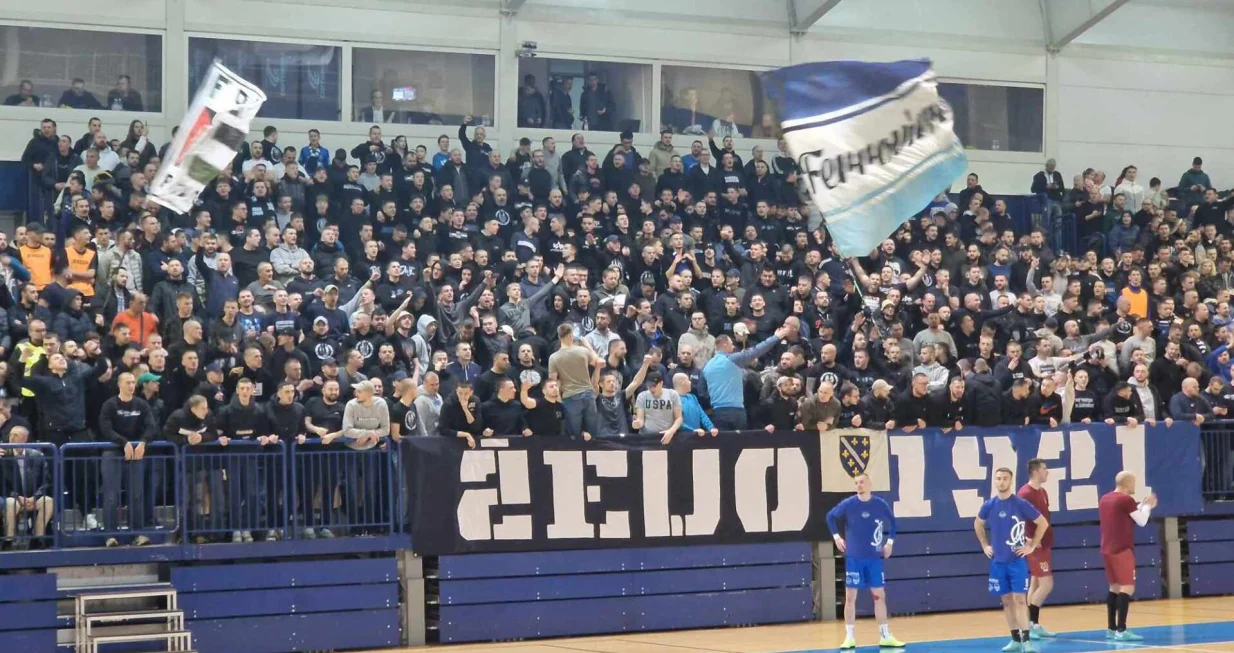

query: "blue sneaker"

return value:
[1115, 630, 1144, 642]
[1001, 640, 1022, 652]
[1029, 624, 1056, 640]
[1021, 641, 1037, 653]
[1106, 629, 1118, 639]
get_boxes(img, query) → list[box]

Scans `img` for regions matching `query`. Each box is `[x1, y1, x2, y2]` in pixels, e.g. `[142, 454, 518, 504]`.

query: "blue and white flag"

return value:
[763, 59, 967, 257]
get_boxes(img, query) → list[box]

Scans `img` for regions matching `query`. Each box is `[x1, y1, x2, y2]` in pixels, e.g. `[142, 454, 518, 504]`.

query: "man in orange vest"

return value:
[57, 224, 97, 300]
[18, 224, 53, 290]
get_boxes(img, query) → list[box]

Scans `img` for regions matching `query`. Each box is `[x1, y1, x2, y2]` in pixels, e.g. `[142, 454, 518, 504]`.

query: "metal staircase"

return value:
[74, 583, 194, 653]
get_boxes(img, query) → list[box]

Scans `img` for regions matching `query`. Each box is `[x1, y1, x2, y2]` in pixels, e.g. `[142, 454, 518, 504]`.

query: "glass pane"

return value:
[939, 83, 1043, 153]
[0, 25, 162, 111]
[189, 38, 341, 121]
[517, 58, 651, 132]
[660, 65, 777, 138]
[352, 49, 494, 126]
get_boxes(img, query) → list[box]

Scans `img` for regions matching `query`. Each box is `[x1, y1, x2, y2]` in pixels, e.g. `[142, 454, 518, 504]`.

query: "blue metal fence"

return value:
[1201, 422, 1234, 500]
[0, 440, 399, 550]
[59, 441, 181, 546]
[183, 441, 288, 543]
[290, 439, 398, 539]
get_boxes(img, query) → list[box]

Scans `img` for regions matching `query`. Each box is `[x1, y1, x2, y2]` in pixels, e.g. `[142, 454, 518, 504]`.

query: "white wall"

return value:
[0, 0, 1231, 198]
[1055, 51, 1234, 192]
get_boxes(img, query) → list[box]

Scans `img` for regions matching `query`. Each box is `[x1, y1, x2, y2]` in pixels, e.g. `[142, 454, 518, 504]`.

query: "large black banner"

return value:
[403, 432, 842, 555]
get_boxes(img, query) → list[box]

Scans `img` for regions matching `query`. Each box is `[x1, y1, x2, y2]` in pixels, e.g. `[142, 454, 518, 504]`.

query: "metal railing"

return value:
[1201, 422, 1234, 500]
[0, 439, 401, 550]
[182, 440, 287, 543]
[290, 439, 398, 539]
[59, 442, 180, 546]
[0, 443, 58, 550]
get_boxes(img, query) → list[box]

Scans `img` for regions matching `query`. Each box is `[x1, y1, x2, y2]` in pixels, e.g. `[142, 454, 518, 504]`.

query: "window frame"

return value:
[0, 20, 167, 114]
[348, 43, 500, 129]
[937, 78, 1046, 158]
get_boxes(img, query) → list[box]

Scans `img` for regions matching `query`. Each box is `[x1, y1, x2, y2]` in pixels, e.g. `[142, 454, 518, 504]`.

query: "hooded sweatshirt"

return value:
[647, 141, 677, 179]
[412, 314, 438, 366]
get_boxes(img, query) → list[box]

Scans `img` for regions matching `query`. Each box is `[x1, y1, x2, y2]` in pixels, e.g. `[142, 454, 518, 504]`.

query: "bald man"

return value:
[1168, 377, 1211, 425]
[1098, 472, 1158, 642]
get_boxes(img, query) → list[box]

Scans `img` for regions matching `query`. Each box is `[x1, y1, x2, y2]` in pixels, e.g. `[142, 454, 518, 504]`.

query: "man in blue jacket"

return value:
[702, 321, 791, 430]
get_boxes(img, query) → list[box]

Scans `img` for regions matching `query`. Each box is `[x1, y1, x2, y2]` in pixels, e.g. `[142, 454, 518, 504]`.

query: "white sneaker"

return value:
[241, 531, 253, 543]
[231, 531, 243, 543]
[265, 530, 279, 542]
[133, 535, 150, 546]
[85, 514, 99, 531]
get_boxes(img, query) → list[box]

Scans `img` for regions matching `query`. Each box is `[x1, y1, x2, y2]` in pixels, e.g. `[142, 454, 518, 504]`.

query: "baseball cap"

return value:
[640, 271, 656, 286]
[137, 372, 161, 385]
[276, 325, 297, 337]
[604, 234, 621, 244]
[205, 361, 224, 374]
[323, 284, 339, 294]
[320, 356, 338, 367]
[872, 379, 892, 393]
[725, 268, 741, 277]
[313, 316, 329, 326]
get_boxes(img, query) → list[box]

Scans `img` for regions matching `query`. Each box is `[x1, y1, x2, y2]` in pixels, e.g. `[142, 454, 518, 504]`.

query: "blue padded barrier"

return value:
[170, 557, 397, 592]
[1186, 518, 1234, 542]
[436, 542, 811, 579]
[438, 587, 813, 642]
[188, 610, 400, 653]
[1189, 561, 1234, 596]
[180, 584, 398, 620]
[440, 563, 811, 605]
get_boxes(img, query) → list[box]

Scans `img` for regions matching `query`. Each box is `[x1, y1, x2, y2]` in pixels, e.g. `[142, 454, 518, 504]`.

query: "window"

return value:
[517, 58, 652, 133]
[189, 38, 340, 121]
[352, 49, 494, 126]
[939, 83, 1043, 153]
[660, 65, 777, 138]
[0, 25, 162, 111]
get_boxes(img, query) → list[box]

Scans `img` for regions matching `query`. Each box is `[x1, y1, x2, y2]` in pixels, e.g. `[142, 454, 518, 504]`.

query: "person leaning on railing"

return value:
[163, 395, 222, 544]
[97, 371, 159, 546]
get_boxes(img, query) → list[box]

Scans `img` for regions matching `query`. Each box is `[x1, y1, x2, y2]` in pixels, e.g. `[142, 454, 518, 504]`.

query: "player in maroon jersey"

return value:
[1017, 459, 1056, 640]
[1098, 471, 1158, 643]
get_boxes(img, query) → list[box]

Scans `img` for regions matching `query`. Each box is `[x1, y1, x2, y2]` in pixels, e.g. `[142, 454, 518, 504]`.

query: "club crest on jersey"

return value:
[1006, 516, 1026, 547]
[839, 434, 871, 477]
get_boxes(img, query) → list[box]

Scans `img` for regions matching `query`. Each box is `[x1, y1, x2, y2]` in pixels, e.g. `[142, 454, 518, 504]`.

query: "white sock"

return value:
[880, 624, 891, 639]
[845, 625, 855, 639]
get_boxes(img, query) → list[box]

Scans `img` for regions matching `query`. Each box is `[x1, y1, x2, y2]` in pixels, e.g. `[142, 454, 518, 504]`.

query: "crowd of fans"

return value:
[4, 105, 1234, 546]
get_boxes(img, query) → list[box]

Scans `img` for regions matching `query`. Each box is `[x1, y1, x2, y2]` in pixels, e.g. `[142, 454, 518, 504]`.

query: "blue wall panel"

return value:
[437, 542, 811, 579]
[171, 558, 398, 592]
[438, 587, 812, 642]
[1189, 562, 1234, 596]
[0, 628, 55, 653]
[0, 573, 58, 602]
[189, 609, 400, 653]
[1186, 519, 1234, 542]
[440, 563, 809, 605]
[181, 584, 398, 619]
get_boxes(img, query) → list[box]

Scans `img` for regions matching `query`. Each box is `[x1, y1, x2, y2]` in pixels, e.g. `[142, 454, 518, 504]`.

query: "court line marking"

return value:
[608, 637, 743, 653]
[1058, 637, 1234, 653]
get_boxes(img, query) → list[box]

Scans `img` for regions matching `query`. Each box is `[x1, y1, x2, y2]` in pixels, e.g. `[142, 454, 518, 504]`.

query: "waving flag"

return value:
[149, 61, 266, 213]
[763, 59, 967, 257]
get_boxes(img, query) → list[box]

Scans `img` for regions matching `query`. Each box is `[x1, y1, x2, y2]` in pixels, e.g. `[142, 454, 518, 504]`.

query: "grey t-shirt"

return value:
[635, 388, 680, 435]
[549, 344, 595, 399]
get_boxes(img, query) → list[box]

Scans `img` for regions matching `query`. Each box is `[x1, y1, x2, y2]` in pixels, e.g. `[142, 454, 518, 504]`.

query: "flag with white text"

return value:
[763, 59, 968, 257]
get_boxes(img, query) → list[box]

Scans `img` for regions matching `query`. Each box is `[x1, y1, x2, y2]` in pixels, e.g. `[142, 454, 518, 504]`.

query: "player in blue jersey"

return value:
[826, 473, 905, 650]
[974, 467, 1052, 653]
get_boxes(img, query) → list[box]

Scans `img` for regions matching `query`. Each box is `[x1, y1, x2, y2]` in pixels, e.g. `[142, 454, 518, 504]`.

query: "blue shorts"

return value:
[845, 557, 885, 589]
[988, 559, 1030, 596]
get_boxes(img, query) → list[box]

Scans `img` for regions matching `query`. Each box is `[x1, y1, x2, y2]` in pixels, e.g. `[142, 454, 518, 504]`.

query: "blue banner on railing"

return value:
[879, 423, 1204, 532]
[402, 423, 1205, 555]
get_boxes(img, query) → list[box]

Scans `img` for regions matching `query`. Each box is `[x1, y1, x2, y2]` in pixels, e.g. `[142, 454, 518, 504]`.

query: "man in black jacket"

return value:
[481, 378, 525, 436]
[21, 119, 58, 222]
[894, 374, 931, 431]
[439, 380, 484, 447]
[216, 378, 274, 543]
[98, 372, 159, 544]
[927, 376, 968, 431]
[964, 361, 1003, 427]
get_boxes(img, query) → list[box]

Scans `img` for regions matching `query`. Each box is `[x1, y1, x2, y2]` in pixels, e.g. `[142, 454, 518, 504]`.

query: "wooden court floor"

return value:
[372, 596, 1234, 653]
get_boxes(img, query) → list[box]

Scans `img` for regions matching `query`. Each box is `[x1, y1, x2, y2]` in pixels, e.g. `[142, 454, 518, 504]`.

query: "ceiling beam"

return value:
[790, 0, 844, 35]
[501, 0, 527, 16]
[1038, 0, 1054, 48]
[1048, 0, 1130, 52]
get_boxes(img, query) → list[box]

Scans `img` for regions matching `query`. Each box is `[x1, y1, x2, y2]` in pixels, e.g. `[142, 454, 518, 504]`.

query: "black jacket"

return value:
[439, 393, 483, 438]
[98, 396, 157, 446]
[964, 373, 1003, 426]
[216, 398, 269, 440]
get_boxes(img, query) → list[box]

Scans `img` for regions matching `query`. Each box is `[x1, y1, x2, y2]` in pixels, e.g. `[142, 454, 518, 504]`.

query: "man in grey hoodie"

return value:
[414, 371, 443, 437]
[270, 227, 311, 285]
[412, 314, 438, 367]
[499, 265, 561, 338]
